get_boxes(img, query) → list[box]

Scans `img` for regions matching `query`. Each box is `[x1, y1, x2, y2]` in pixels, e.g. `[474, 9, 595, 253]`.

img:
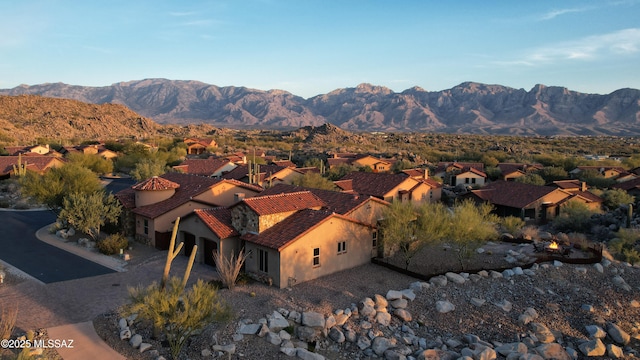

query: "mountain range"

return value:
[2, 79, 640, 136]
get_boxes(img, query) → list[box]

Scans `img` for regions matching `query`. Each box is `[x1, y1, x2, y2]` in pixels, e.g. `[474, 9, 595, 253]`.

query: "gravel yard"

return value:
[93, 241, 640, 359]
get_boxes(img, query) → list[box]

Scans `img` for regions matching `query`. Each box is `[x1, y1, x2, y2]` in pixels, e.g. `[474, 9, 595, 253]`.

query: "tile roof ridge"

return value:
[245, 190, 313, 201]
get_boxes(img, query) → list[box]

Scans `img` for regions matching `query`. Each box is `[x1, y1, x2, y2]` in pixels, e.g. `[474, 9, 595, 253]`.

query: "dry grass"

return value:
[213, 250, 247, 290]
[0, 304, 17, 340]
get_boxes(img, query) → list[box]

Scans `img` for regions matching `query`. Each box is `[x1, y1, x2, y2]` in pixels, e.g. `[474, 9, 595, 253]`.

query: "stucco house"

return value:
[335, 171, 439, 205]
[0, 155, 66, 178]
[497, 163, 543, 181]
[570, 166, 627, 179]
[433, 162, 486, 185]
[115, 172, 262, 249]
[184, 138, 218, 155]
[221, 164, 308, 187]
[172, 157, 238, 177]
[327, 154, 394, 173]
[175, 185, 389, 288]
[466, 180, 577, 223]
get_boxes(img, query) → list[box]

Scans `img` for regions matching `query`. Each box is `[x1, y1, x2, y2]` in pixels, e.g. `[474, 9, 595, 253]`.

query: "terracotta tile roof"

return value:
[423, 178, 443, 189]
[132, 176, 180, 191]
[435, 162, 485, 174]
[192, 208, 238, 239]
[221, 164, 287, 181]
[333, 179, 354, 192]
[570, 191, 603, 203]
[338, 172, 411, 198]
[327, 158, 351, 167]
[173, 158, 234, 176]
[238, 191, 326, 216]
[402, 168, 426, 178]
[259, 183, 381, 215]
[612, 177, 640, 191]
[240, 209, 336, 250]
[460, 167, 487, 177]
[552, 180, 583, 189]
[270, 160, 296, 167]
[0, 156, 63, 174]
[117, 173, 262, 219]
[469, 180, 566, 209]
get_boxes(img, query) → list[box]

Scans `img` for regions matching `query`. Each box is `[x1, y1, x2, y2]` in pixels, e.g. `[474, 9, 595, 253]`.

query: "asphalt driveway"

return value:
[0, 210, 114, 283]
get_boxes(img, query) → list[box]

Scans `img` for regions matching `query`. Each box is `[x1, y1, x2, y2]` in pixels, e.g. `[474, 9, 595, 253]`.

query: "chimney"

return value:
[424, 168, 429, 179]
[234, 193, 246, 203]
[581, 182, 587, 192]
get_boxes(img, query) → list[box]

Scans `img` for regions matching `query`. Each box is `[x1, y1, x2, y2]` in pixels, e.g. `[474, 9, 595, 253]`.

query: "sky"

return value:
[1, 0, 639, 99]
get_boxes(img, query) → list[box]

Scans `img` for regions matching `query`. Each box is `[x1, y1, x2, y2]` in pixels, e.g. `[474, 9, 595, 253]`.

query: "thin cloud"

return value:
[496, 28, 640, 67]
[539, 7, 590, 21]
[169, 11, 198, 17]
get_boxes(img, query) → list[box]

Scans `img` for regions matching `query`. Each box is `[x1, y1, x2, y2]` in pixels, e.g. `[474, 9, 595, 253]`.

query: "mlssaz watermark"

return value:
[1, 338, 74, 349]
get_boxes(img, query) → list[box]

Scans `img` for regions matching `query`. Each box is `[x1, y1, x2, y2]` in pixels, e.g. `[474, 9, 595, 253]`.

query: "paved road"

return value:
[0, 210, 114, 283]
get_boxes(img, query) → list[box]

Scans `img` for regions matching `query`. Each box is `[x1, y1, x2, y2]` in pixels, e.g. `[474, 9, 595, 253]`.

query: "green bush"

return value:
[609, 228, 640, 264]
[500, 216, 525, 235]
[97, 234, 129, 255]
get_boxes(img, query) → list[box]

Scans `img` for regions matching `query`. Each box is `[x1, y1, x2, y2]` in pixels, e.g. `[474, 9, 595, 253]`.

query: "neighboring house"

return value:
[4, 144, 52, 156]
[570, 166, 627, 179]
[327, 153, 394, 173]
[59, 144, 118, 159]
[172, 157, 237, 177]
[0, 155, 66, 178]
[452, 167, 487, 187]
[336, 171, 438, 205]
[611, 177, 640, 199]
[497, 163, 542, 181]
[115, 173, 262, 249]
[221, 164, 306, 187]
[433, 162, 485, 185]
[466, 180, 575, 223]
[270, 160, 296, 168]
[184, 138, 218, 155]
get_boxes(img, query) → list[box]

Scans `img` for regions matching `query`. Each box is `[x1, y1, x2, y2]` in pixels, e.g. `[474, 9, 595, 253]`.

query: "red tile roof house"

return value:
[465, 180, 584, 224]
[172, 157, 238, 177]
[115, 172, 262, 249]
[336, 171, 439, 205]
[433, 162, 486, 186]
[0, 155, 66, 179]
[611, 177, 640, 198]
[183, 138, 218, 155]
[221, 164, 308, 187]
[497, 163, 543, 181]
[175, 184, 390, 288]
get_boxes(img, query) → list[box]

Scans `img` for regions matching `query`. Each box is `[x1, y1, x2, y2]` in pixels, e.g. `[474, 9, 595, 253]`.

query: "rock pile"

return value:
[201, 260, 640, 360]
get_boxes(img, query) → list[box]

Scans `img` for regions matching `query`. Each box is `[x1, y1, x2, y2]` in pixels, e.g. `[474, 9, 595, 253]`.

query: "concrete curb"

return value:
[35, 225, 128, 272]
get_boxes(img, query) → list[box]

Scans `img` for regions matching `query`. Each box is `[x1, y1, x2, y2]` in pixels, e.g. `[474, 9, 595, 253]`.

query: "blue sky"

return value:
[1, 0, 639, 98]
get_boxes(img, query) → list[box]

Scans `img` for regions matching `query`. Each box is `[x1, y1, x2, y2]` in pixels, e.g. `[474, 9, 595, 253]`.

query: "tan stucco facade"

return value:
[177, 215, 239, 265]
[453, 171, 486, 187]
[192, 182, 261, 207]
[244, 216, 375, 288]
[352, 156, 391, 173]
[135, 201, 214, 246]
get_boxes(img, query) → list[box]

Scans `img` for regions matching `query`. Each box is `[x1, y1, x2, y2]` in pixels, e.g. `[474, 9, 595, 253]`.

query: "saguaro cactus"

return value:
[161, 217, 184, 290]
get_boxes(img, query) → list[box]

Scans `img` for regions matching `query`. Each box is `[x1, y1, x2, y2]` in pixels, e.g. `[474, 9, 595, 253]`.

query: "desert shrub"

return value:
[0, 200, 10, 208]
[97, 234, 129, 255]
[600, 189, 635, 210]
[609, 228, 640, 264]
[124, 277, 231, 359]
[500, 216, 525, 235]
[552, 201, 598, 233]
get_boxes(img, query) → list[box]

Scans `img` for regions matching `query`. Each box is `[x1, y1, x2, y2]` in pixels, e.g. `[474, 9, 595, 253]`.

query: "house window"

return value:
[465, 178, 470, 184]
[143, 219, 149, 235]
[372, 231, 378, 248]
[258, 249, 269, 273]
[471, 178, 476, 184]
[313, 248, 320, 267]
[337, 241, 347, 254]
